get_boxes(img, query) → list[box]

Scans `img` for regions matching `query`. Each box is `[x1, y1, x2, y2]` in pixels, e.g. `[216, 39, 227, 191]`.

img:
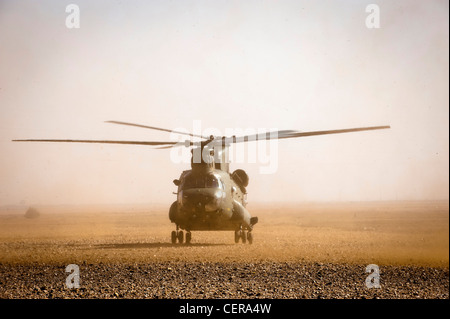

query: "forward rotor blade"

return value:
[105, 121, 208, 139]
[214, 126, 390, 145]
[12, 139, 181, 147]
[280, 125, 391, 139]
[217, 130, 299, 145]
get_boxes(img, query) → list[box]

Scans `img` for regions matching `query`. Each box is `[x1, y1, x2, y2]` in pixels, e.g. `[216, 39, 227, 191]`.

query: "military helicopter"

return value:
[13, 121, 390, 244]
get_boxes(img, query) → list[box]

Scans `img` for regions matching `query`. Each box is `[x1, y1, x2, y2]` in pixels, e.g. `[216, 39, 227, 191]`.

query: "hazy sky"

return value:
[0, 0, 448, 206]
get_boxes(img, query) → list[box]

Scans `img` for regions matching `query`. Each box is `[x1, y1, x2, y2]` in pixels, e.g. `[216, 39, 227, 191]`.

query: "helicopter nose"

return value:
[182, 190, 212, 204]
[181, 189, 222, 211]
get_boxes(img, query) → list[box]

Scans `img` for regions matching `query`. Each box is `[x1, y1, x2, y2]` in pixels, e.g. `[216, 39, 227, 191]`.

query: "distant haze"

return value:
[0, 0, 448, 206]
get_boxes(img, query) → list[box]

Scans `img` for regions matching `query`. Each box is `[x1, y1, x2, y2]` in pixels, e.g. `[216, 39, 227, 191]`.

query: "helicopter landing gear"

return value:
[247, 231, 253, 244]
[234, 230, 241, 243]
[171, 231, 177, 244]
[172, 226, 188, 244]
[177, 230, 184, 244]
[234, 228, 253, 244]
[171, 230, 184, 244]
[185, 231, 192, 244]
[241, 230, 247, 244]
[172, 226, 192, 245]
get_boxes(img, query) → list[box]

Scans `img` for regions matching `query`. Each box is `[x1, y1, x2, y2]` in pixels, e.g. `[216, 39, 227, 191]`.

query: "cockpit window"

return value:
[182, 174, 222, 189]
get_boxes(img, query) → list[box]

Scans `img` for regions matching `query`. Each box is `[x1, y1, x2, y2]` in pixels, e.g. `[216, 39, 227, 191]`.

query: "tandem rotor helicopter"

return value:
[13, 121, 390, 245]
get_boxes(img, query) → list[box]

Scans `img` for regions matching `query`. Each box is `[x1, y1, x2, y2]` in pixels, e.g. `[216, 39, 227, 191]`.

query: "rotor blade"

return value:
[206, 130, 301, 146]
[105, 121, 208, 139]
[280, 125, 391, 139]
[12, 139, 181, 146]
[218, 130, 299, 145]
[215, 126, 390, 145]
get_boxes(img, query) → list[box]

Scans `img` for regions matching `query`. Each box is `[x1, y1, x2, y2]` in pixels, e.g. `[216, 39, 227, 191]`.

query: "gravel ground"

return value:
[0, 262, 448, 299]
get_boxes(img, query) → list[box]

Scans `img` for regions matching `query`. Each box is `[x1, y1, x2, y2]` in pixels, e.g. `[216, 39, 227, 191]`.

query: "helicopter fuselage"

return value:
[169, 165, 255, 232]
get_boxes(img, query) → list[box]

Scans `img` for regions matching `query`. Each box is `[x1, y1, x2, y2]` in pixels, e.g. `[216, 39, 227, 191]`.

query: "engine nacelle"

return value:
[231, 169, 249, 188]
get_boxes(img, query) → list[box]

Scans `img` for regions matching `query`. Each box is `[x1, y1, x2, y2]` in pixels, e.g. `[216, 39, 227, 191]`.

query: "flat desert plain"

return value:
[0, 201, 448, 299]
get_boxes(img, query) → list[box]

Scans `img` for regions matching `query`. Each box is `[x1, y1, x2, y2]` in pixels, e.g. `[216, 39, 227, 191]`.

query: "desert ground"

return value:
[0, 201, 448, 299]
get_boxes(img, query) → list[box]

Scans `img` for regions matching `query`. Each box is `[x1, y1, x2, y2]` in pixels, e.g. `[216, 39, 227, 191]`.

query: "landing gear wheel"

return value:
[241, 230, 247, 244]
[234, 230, 241, 243]
[177, 230, 184, 244]
[185, 232, 192, 244]
[171, 231, 177, 244]
[247, 232, 253, 244]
